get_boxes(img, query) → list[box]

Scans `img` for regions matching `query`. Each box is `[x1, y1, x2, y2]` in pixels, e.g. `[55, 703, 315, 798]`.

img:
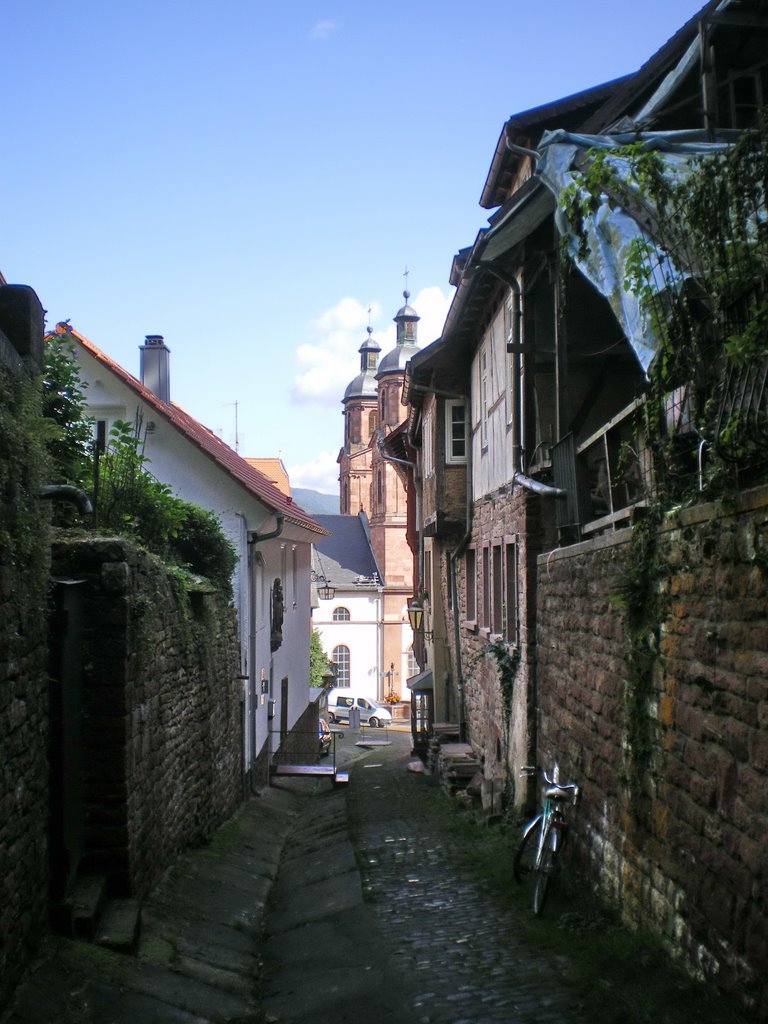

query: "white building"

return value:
[60, 326, 327, 787]
[311, 512, 411, 703]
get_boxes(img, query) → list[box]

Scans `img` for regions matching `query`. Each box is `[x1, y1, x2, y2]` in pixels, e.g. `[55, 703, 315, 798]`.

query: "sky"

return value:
[3, 0, 708, 495]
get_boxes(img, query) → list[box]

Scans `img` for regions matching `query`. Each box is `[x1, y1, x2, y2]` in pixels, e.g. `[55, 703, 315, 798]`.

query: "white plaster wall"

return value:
[471, 301, 516, 500]
[78, 350, 314, 766]
[312, 590, 381, 700]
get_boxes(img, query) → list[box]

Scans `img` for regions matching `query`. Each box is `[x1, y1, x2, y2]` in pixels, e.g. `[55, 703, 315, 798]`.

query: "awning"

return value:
[406, 670, 433, 693]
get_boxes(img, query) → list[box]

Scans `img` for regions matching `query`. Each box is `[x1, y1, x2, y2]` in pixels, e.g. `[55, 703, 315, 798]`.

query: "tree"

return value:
[309, 628, 331, 687]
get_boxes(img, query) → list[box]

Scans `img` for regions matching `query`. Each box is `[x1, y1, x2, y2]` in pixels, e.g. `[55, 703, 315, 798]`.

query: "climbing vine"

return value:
[486, 637, 521, 720]
[612, 507, 667, 800]
[560, 110, 768, 504]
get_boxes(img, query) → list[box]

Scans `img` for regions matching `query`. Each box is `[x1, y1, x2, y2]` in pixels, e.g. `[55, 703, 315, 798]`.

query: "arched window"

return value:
[407, 647, 418, 678]
[332, 606, 351, 622]
[332, 645, 350, 687]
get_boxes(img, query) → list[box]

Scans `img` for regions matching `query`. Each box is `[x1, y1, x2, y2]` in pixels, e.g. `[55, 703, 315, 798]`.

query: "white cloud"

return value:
[310, 19, 335, 40]
[291, 296, 380, 404]
[291, 286, 452, 406]
[287, 450, 340, 493]
[409, 284, 453, 346]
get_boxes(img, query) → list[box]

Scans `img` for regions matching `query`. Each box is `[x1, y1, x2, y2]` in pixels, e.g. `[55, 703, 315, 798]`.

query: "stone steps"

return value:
[58, 873, 142, 954]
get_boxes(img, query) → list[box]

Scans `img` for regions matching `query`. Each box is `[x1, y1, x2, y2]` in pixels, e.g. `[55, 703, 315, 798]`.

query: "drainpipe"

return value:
[39, 484, 93, 514]
[250, 512, 284, 544]
[503, 130, 540, 169]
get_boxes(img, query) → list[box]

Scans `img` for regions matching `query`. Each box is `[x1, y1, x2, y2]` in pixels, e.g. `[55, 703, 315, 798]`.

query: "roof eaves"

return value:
[60, 326, 327, 537]
[581, 0, 722, 132]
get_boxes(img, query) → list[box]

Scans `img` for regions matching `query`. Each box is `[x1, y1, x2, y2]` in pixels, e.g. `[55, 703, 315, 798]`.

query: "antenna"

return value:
[224, 401, 239, 452]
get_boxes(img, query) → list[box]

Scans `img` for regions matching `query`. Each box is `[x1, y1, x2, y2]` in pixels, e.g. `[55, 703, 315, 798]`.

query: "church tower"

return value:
[336, 286, 420, 702]
[369, 289, 420, 700]
[338, 324, 380, 514]
[368, 289, 419, 579]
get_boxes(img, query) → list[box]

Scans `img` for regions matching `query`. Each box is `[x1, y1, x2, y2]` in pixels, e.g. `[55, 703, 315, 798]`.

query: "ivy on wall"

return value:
[561, 110, 768, 504]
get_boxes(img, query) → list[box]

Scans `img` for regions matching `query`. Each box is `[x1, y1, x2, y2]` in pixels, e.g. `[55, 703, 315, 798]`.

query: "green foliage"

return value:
[40, 334, 238, 595]
[309, 628, 331, 687]
[0, 363, 51, 587]
[41, 330, 94, 504]
[486, 637, 521, 719]
[560, 112, 768, 500]
[96, 417, 237, 595]
[615, 508, 666, 799]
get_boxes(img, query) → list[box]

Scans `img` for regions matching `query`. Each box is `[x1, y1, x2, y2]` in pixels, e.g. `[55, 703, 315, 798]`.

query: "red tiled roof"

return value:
[53, 324, 327, 537]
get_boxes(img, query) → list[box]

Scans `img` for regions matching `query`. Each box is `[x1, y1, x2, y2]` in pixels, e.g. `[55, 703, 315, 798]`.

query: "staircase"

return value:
[56, 873, 142, 953]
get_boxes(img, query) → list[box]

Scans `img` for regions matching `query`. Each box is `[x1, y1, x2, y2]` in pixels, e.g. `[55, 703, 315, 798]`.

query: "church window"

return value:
[332, 645, 350, 687]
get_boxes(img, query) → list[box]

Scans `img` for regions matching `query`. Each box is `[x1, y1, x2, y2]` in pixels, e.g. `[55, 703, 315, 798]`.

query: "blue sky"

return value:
[3, 0, 706, 494]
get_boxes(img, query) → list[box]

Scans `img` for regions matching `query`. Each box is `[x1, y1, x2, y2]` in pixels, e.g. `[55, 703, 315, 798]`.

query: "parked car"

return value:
[319, 717, 332, 757]
[327, 694, 393, 728]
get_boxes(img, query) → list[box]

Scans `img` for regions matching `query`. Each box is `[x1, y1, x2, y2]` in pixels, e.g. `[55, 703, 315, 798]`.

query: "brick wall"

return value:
[536, 489, 768, 1017]
[455, 486, 555, 805]
[50, 537, 243, 899]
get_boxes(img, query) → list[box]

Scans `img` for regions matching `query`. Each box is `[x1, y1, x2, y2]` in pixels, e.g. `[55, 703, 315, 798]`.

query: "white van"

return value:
[327, 693, 393, 728]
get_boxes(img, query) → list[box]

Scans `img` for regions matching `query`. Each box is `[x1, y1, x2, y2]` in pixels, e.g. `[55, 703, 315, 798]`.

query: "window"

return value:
[729, 71, 764, 128]
[505, 540, 518, 642]
[445, 400, 466, 464]
[423, 406, 434, 477]
[465, 548, 476, 622]
[492, 544, 503, 635]
[368, 411, 377, 436]
[407, 646, 418, 677]
[332, 645, 350, 687]
[333, 606, 351, 622]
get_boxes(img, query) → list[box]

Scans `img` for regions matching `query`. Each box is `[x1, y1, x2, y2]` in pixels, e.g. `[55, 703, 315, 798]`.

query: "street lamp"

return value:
[311, 569, 336, 601]
[407, 598, 433, 641]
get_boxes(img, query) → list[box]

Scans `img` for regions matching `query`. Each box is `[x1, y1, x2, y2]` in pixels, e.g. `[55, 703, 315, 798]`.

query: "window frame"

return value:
[332, 644, 351, 687]
[445, 399, 467, 465]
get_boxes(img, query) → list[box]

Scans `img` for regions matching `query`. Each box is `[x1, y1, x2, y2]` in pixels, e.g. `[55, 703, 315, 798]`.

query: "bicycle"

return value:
[513, 762, 579, 916]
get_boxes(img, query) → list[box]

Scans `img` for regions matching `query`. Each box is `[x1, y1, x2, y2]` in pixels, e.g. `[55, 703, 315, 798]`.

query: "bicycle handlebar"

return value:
[519, 763, 579, 798]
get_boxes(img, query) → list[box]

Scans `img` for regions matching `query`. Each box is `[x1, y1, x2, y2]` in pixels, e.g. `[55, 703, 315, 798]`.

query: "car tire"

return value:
[369, 717, 380, 728]
[328, 712, 336, 723]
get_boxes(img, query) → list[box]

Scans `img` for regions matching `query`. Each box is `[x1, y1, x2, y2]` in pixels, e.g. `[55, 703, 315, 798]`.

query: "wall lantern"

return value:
[407, 598, 433, 641]
[311, 569, 336, 601]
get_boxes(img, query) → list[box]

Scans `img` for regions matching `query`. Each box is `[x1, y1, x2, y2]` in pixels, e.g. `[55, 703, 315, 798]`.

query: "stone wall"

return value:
[0, 286, 49, 1009]
[455, 486, 555, 805]
[536, 488, 768, 1017]
[50, 537, 243, 899]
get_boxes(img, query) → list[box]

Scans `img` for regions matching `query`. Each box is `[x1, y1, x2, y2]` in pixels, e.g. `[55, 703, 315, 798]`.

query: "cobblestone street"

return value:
[342, 730, 587, 1024]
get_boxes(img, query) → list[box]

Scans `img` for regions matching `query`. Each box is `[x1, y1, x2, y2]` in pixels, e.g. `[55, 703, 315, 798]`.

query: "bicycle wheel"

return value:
[513, 820, 540, 883]
[532, 823, 555, 916]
